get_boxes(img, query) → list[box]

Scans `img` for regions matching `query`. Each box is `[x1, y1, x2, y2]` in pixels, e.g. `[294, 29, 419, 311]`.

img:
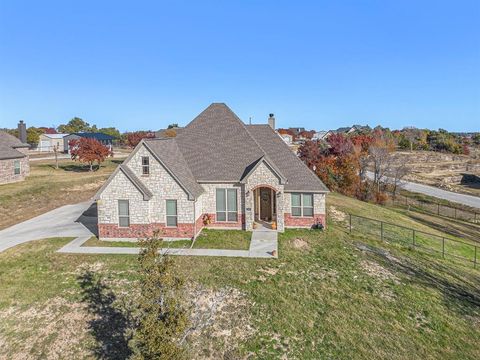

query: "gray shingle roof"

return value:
[245, 125, 329, 192]
[119, 165, 153, 200]
[144, 138, 204, 199]
[174, 103, 265, 182]
[0, 131, 29, 160]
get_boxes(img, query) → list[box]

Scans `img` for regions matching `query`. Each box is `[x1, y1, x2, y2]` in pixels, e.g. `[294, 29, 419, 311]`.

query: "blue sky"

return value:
[0, 0, 479, 132]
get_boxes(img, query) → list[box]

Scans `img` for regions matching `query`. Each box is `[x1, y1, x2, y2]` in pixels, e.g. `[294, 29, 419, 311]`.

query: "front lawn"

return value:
[192, 228, 251, 250]
[1, 218, 479, 359]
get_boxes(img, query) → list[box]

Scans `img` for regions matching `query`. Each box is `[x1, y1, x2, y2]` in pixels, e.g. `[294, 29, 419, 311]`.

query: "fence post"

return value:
[474, 246, 477, 269]
[442, 237, 445, 259]
[437, 203, 440, 215]
[381, 221, 384, 241]
[412, 229, 415, 246]
[454, 208, 457, 219]
[349, 214, 352, 235]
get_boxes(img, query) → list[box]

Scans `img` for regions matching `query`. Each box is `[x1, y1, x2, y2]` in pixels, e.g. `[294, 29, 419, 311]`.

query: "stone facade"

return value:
[243, 161, 285, 231]
[97, 143, 327, 240]
[0, 156, 29, 185]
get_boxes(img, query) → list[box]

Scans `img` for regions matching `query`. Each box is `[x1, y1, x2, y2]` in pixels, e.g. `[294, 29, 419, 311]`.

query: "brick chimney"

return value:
[18, 120, 27, 143]
[268, 113, 275, 130]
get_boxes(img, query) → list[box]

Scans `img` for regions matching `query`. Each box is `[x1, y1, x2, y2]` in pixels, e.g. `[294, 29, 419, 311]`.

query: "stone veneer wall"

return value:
[0, 156, 29, 185]
[98, 144, 196, 239]
[244, 161, 285, 231]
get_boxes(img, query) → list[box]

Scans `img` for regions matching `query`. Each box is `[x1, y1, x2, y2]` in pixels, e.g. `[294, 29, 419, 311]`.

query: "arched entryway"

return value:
[253, 186, 277, 229]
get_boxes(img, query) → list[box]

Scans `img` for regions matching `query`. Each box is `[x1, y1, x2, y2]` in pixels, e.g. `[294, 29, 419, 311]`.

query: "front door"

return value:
[260, 188, 272, 221]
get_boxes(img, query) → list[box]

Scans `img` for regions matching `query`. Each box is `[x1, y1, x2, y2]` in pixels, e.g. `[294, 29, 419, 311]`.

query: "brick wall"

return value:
[99, 222, 195, 240]
[0, 156, 29, 185]
[202, 213, 245, 229]
[284, 213, 326, 228]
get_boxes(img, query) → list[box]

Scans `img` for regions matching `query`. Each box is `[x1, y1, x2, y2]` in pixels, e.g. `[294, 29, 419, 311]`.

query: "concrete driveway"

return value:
[0, 201, 96, 253]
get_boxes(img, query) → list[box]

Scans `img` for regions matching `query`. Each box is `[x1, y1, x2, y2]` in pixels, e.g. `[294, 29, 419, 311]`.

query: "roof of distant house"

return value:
[69, 132, 115, 140]
[0, 131, 29, 160]
[42, 133, 68, 139]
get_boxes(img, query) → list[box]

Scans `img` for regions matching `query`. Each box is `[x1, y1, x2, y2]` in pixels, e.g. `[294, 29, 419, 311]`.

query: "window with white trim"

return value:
[291, 193, 314, 217]
[141, 156, 150, 175]
[216, 188, 238, 222]
[14, 160, 21, 175]
[166, 200, 178, 227]
[118, 200, 130, 227]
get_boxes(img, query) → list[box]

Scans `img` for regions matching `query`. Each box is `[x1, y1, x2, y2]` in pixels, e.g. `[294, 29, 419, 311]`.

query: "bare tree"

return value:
[369, 145, 391, 192]
[386, 157, 409, 199]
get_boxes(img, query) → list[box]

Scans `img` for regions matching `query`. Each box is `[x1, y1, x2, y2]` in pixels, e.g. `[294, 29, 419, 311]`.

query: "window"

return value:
[118, 200, 130, 227]
[166, 200, 178, 227]
[141, 156, 149, 175]
[291, 193, 314, 217]
[14, 160, 20, 175]
[216, 188, 237, 222]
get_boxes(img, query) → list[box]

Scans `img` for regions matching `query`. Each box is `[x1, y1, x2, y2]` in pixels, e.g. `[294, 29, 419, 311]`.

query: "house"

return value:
[312, 130, 333, 141]
[38, 133, 68, 152]
[334, 125, 371, 135]
[95, 103, 328, 240]
[63, 132, 115, 153]
[288, 127, 305, 136]
[0, 122, 30, 185]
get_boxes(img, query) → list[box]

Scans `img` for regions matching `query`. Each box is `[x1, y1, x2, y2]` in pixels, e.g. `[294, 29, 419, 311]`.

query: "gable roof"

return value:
[0, 131, 29, 160]
[42, 133, 67, 139]
[143, 138, 204, 199]
[96, 103, 328, 201]
[174, 103, 265, 182]
[245, 125, 329, 192]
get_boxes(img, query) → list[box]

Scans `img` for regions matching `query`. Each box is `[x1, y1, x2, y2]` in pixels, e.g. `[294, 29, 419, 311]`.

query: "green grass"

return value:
[192, 229, 251, 250]
[1, 195, 480, 359]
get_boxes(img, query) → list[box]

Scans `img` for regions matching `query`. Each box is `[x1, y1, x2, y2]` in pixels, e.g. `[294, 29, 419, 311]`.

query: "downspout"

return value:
[190, 199, 196, 248]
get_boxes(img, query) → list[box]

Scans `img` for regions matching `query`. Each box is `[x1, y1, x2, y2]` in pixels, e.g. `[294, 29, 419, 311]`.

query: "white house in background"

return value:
[312, 131, 333, 141]
[279, 133, 293, 145]
[38, 133, 68, 152]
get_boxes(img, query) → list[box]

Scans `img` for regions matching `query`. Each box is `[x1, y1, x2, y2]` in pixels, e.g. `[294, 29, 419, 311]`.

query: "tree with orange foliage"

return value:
[69, 138, 112, 171]
[126, 131, 155, 148]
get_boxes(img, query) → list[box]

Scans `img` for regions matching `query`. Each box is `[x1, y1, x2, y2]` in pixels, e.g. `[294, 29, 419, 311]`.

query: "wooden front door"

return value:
[260, 188, 272, 221]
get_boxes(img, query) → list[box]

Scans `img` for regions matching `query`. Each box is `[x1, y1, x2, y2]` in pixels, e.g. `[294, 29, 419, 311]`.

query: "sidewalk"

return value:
[58, 229, 278, 258]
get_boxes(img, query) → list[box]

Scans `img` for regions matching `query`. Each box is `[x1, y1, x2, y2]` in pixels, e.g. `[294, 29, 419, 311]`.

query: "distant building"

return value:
[312, 131, 333, 141]
[63, 132, 115, 153]
[279, 133, 293, 145]
[0, 122, 30, 184]
[38, 133, 68, 152]
[334, 125, 371, 135]
[288, 127, 305, 136]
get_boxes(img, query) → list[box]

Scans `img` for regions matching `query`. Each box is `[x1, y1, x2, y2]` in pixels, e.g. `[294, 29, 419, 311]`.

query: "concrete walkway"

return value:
[58, 228, 278, 258]
[366, 171, 480, 209]
[58, 230, 278, 259]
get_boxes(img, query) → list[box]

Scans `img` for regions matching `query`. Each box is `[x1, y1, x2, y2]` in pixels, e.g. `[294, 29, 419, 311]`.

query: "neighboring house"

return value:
[0, 130, 30, 185]
[288, 127, 305, 136]
[38, 133, 68, 152]
[312, 130, 333, 141]
[95, 103, 329, 240]
[334, 125, 371, 135]
[63, 132, 115, 153]
[279, 133, 293, 145]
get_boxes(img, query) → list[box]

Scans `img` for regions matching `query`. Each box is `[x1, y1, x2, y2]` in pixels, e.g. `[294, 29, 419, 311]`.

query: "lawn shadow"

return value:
[111, 159, 125, 164]
[76, 202, 99, 237]
[357, 242, 480, 316]
[78, 270, 133, 360]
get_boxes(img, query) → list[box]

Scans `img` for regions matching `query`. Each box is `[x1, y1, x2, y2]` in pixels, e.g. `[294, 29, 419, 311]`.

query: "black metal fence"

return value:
[348, 213, 479, 269]
[388, 192, 479, 223]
